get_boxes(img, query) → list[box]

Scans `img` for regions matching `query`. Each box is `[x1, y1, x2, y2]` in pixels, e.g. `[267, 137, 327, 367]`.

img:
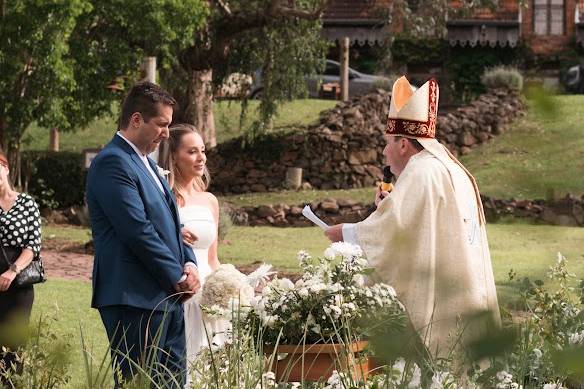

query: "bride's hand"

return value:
[181, 227, 199, 247]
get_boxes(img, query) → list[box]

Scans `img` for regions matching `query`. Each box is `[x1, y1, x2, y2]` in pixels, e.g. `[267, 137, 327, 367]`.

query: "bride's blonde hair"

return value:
[158, 123, 211, 205]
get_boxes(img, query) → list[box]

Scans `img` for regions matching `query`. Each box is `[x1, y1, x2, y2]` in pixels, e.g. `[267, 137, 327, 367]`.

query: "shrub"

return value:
[481, 66, 524, 91]
[22, 151, 86, 209]
[446, 45, 523, 102]
[0, 314, 73, 388]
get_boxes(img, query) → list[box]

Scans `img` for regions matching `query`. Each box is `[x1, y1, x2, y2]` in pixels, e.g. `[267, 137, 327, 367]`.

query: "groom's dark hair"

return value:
[118, 82, 176, 130]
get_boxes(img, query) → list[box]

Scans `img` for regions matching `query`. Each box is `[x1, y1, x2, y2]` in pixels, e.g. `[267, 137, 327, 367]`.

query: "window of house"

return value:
[534, 0, 565, 36]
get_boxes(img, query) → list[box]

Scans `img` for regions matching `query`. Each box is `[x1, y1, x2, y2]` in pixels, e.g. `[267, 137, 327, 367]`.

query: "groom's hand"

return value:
[176, 265, 201, 301]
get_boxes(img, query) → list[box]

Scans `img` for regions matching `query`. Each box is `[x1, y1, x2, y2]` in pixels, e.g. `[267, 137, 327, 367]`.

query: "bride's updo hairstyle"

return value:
[158, 123, 211, 205]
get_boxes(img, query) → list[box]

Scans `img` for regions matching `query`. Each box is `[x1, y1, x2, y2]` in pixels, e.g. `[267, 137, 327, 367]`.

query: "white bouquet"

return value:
[198, 263, 273, 318]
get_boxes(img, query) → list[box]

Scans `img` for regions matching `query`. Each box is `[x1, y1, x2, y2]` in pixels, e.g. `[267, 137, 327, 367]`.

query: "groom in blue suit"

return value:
[86, 82, 200, 387]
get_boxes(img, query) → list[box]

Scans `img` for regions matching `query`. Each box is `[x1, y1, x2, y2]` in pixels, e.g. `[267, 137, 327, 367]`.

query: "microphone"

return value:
[378, 166, 393, 201]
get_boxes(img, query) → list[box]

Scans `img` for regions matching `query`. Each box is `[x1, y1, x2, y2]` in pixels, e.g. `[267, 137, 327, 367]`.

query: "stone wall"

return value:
[208, 88, 525, 194]
[225, 194, 584, 228]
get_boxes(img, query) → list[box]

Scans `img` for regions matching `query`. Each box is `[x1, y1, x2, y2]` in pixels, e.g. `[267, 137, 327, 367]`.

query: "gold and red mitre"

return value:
[385, 76, 439, 139]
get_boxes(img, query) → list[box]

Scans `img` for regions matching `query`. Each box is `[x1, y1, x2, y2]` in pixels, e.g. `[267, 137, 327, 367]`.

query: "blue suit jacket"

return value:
[86, 135, 196, 311]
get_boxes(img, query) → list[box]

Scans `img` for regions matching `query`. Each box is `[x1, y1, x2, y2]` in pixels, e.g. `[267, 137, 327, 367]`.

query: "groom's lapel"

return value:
[146, 158, 185, 258]
[129, 153, 175, 217]
[149, 158, 174, 202]
[146, 157, 181, 223]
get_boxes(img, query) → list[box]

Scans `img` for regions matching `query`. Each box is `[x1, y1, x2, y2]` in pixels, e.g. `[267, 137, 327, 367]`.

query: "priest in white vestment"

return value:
[325, 76, 501, 356]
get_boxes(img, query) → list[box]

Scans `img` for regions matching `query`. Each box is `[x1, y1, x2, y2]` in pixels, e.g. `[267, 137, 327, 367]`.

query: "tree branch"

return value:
[269, 0, 328, 20]
[218, 0, 327, 38]
[213, 0, 232, 16]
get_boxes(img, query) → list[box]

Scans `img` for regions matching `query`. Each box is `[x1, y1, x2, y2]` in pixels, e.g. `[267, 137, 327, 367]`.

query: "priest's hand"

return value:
[375, 186, 390, 207]
[325, 224, 344, 242]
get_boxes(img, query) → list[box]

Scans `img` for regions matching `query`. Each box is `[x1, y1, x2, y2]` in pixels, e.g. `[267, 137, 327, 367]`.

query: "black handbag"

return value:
[0, 245, 46, 288]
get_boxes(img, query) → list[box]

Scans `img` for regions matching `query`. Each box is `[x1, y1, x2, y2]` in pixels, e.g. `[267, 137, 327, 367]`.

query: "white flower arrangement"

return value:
[197, 263, 272, 318]
[243, 242, 405, 345]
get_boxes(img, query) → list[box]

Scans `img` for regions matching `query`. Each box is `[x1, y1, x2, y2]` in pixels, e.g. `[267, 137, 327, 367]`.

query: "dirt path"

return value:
[41, 242, 299, 282]
[42, 249, 94, 282]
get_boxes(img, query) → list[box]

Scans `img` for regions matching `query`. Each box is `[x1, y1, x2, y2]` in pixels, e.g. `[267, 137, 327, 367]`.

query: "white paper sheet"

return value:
[302, 205, 330, 230]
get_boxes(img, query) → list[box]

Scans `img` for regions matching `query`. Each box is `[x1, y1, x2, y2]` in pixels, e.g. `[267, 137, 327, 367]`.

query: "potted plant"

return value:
[243, 242, 406, 382]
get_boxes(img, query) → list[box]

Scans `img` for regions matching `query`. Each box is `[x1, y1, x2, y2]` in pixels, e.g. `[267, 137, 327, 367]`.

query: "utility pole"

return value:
[340, 37, 350, 101]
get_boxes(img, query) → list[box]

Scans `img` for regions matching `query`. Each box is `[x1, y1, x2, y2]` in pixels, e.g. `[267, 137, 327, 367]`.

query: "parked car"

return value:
[249, 59, 391, 99]
[563, 65, 584, 94]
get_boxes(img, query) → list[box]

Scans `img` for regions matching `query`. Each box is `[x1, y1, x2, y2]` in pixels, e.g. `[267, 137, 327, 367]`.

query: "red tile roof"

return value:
[323, 0, 391, 22]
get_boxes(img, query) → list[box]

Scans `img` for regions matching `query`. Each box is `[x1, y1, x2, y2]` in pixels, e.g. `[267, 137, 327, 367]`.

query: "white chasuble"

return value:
[355, 147, 500, 355]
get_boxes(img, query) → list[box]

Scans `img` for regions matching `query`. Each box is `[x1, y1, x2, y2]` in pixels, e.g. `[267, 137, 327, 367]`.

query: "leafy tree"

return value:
[0, 0, 207, 184]
[0, 0, 89, 183]
[166, 0, 329, 147]
[65, 0, 208, 130]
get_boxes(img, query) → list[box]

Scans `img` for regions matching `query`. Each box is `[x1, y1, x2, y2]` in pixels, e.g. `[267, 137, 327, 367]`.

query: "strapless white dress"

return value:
[179, 205, 226, 365]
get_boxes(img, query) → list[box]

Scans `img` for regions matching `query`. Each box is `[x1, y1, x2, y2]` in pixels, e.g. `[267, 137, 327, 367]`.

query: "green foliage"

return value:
[163, 0, 329, 143]
[23, 151, 85, 209]
[0, 0, 89, 155]
[238, 18, 329, 139]
[0, 314, 74, 388]
[390, 36, 446, 66]
[446, 45, 524, 102]
[481, 66, 524, 91]
[65, 0, 208, 129]
[479, 254, 584, 386]
[0, 0, 208, 184]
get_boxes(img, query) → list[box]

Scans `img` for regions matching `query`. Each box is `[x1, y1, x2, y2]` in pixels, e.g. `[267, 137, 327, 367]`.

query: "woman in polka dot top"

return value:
[0, 150, 42, 377]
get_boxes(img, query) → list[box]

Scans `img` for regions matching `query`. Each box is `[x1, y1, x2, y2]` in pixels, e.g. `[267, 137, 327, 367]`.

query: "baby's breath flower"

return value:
[568, 330, 584, 345]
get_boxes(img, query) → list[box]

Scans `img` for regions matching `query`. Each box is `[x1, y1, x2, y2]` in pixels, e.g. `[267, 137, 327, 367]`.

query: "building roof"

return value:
[323, 0, 390, 24]
[321, 0, 391, 46]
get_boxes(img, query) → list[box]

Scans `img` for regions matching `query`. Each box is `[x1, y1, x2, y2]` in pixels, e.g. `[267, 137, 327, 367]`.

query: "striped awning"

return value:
[447, 20, 520, 48]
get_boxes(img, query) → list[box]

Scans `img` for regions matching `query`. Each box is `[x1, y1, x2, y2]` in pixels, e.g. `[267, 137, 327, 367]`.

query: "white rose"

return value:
[324, 247, 336, 260]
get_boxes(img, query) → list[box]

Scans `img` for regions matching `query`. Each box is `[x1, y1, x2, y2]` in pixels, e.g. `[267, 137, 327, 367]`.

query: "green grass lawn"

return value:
[219, 188, 375, 208]
[43, 224, 93, 242]
[40, 223, 584, 293]
[23, 99, 336, 152]
[34, 221, 584, 387]
[32, 280, 108, 388]
[460, 95, 584, 199]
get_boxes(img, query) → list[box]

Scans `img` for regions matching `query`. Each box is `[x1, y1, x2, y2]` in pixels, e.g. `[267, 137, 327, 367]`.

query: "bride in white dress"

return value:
[158, 124, 226, 372]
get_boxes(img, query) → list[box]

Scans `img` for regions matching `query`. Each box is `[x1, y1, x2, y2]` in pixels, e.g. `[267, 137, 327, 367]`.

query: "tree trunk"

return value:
[0, 117, 6, 151]
[7, 139, 21, 189]
[49, 128, 60, 151]
[183, 68, 216, 148]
